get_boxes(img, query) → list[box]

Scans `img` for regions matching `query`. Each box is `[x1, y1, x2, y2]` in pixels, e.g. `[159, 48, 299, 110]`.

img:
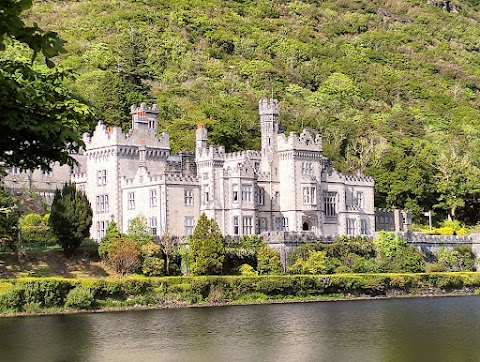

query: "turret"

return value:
[131, 103, 159, 132]
[259, 98, 280, 170]
[196, 123, 208, 155]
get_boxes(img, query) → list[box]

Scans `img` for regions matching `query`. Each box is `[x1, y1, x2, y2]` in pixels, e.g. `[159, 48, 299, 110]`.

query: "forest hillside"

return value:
[19, 0, 480, 223]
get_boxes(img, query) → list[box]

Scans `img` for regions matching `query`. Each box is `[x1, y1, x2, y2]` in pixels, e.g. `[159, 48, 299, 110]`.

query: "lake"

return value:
[1, 296, 480, 361]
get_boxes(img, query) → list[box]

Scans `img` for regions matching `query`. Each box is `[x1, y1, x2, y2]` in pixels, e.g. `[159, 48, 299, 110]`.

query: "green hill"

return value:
[23, 0, 480, 223]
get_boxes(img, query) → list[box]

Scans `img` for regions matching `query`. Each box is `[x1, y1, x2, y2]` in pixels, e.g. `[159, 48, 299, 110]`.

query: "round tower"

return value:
[259, 98, 279, 169]
[196, 123, 208, 156]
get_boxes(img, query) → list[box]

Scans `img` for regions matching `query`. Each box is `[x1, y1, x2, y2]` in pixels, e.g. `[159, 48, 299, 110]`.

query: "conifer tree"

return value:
[189, 213, 224, 275]
[49, 183, 92, 258]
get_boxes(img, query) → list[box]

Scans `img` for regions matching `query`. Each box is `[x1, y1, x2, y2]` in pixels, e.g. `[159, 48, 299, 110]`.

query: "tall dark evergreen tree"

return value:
[49, 183, 92, 258]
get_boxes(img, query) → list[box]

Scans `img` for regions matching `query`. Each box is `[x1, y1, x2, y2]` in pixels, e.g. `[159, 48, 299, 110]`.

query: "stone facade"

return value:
[2, 99, 377, 241]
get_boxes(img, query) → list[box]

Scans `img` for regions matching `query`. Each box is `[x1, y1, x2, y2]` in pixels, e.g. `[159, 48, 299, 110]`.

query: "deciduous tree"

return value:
[0, 0, 96, 170]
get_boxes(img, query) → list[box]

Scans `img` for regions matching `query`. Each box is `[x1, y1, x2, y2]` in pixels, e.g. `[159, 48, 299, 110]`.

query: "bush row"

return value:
[1, 273, 480, 313]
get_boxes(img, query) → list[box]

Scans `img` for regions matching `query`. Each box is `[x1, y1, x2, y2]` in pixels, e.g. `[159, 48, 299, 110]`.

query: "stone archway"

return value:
[302, 221, 310, 231]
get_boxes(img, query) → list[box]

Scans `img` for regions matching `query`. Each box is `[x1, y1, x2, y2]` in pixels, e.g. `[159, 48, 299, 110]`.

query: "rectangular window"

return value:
[356, 191, 364, 208]
[257, 187, 265, 206]
[302, 162, 313, 176]
[347, 218, 356, 236]
[150, 217, 158, 235]
[302, 186, 316, 205]
[360, 219, 368, 235]
[95, 194, 109, 214]
[258, 218, 267, 233]
[275, 217, 288, 231]
[184, 217, 194, 236]
[97, 170, 107, 186]
[324, 191, 337, 217]
[233, 217, 239, 235]
[11, 167, 20, 175]
[149, 189, 157, 207]
[242, 185, 252, 202]
[96, 221, 108, 240]
[232, 184, 239, 202]
[184, 189, 194, 206]
[242, 216, 253, 235]
[127, 192, 135, 210]
[203, 185, 209, 204]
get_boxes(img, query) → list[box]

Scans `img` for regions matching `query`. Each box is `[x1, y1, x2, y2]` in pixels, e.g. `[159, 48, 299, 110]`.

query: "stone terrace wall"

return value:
[399, 231, 480, 257]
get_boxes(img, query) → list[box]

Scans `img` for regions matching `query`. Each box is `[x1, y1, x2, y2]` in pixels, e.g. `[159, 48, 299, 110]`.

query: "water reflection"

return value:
[1, 296, 480, 361]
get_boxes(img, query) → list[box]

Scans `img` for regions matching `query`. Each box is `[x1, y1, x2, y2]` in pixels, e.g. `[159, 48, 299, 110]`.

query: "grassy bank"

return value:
[1, 272, 480, 315]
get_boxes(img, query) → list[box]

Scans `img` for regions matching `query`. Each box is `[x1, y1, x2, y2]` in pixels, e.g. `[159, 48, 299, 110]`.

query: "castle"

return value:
[3, 99, 387, 241]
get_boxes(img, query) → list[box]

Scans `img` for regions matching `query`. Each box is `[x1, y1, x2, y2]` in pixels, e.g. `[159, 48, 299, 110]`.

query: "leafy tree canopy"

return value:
[0, 0, 97, 170]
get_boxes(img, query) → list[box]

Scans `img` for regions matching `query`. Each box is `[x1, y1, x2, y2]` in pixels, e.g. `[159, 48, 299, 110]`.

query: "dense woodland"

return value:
[14, 0, 480, 223]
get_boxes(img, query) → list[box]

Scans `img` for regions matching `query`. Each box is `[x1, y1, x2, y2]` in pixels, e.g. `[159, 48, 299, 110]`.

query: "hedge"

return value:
[1, 272, 480, 313]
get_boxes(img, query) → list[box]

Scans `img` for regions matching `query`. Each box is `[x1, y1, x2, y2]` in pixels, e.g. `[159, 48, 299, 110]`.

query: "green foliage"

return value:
[0, 0, 65, 65]
[65, 286, 94, 309]
[98, 221, 122, 258]
[189, 213, 225, 276]
[239, 234, 262, 248]
[288, 250, 330, 275]
[239, 263, 258, 276]
[103, 236, 141, 276]
[49, 183, 93, 258]
[19, 213, 57, 243]
[431, 246, 476, 272]
[287, 235, 425, 274]
[142, 256, 165, 276]
[0, 58, 96, 170]
[373, 231, 407, 258]
[140, 242, 164, 276]
[2, 272, 480, 313]
[373, 232, 425, 273]
[256, 246, 283, 275]
[127, 215, 153, 247]
[0, 287, 23, 311]
[0, 188, 21, 250]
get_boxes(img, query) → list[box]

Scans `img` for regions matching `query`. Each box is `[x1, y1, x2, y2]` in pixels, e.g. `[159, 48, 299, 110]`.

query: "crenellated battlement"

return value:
[130, 103, 158, 115]
[341, 174, 374, 184]
[83, 120, 170, 151]
[224, 150, 262, 160]
[258, 98, 279, 116]
[165, 173, 198, 183]
[277, 129, 323, 152]
[196, 145, 226, 161]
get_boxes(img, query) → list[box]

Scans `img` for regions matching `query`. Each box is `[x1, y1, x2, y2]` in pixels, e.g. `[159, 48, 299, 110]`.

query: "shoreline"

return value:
[2, 287, 477, 318]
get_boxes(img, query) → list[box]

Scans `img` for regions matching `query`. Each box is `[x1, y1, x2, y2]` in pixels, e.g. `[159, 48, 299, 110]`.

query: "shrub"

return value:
[104, 237, 141, 275]
[239, 263, 258, 276]
[288, 250, 329, 275]
[256, 246, 283, 275]
[142, 256, 165, 276]
[0, 287, 23, 311]
[65, 286, 94, 309]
